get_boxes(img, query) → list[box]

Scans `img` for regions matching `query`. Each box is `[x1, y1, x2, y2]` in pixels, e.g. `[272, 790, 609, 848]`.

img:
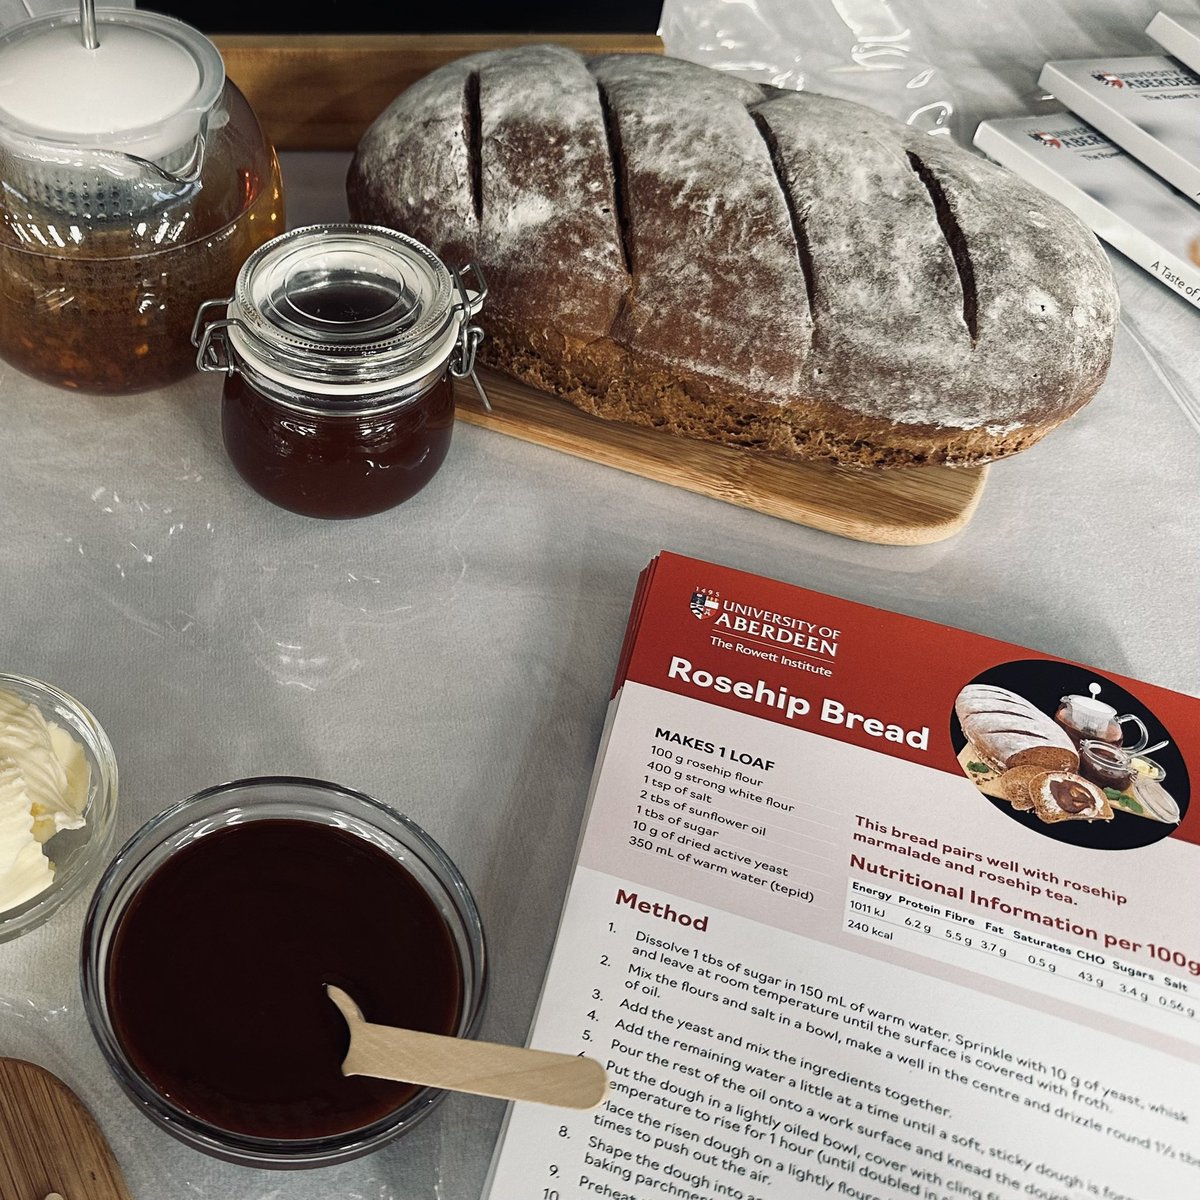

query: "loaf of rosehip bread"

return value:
[347, 46, 1119, 469]
[954, 684, 1078, 773]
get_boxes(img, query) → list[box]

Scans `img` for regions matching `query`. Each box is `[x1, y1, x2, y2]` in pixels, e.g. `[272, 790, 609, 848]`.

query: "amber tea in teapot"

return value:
[0, 9, 284, 394]
[1054, 683, 1149, 752]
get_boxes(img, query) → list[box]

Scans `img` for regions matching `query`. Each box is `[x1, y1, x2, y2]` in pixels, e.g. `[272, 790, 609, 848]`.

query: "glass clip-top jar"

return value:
[192, 223, 488, 520]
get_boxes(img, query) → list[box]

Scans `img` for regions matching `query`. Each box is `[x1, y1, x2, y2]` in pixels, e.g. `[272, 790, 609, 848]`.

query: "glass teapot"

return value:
[0, 6, 285, 393]
[1054, 684, 1149, 752]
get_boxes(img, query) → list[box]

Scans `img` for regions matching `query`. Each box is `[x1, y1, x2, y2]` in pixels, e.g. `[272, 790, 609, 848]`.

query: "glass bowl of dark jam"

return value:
[80, 776, 486, 1168]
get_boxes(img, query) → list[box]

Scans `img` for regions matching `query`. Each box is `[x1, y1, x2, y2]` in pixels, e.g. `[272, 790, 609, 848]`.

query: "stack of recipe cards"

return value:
[1146, 10, 1200, 74]
[484, 549, 1200, 1200]
[973, 10, 1200, 311]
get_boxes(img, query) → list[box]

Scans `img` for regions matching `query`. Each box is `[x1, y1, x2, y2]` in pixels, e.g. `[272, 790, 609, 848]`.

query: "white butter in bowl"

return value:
[0, 674, 116, 941]
[0, 687, 90, 911]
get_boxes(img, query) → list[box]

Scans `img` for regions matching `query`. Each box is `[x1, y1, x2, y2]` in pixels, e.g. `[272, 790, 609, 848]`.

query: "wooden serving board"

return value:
[0, 1058, 132, 1200]
[453, 370, 989, 546]
[215, 33, 664, 151]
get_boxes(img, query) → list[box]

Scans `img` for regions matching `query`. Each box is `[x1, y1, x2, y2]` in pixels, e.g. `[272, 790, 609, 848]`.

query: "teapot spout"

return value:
[131, 124, 209, 187]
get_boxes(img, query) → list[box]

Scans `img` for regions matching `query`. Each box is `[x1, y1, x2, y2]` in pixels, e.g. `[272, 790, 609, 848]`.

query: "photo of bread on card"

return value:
[950, 667, 1189, 851]
[954, 684, 1078, 774]
[995, 764, 1046, 811]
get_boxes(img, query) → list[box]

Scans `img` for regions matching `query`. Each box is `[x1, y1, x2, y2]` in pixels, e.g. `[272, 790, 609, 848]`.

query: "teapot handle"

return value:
[1116, 714, 1149, 754]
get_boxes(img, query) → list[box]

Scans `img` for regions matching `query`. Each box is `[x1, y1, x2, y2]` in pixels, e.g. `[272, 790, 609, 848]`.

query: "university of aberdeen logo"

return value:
[689, 587, 720, 621]
[1028, 131, 1063, 148]
[1092, 70, 1125, 88]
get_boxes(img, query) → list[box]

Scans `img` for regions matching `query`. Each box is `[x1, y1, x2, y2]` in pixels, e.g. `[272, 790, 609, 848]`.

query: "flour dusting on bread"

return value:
[348, 47, 1119, 469]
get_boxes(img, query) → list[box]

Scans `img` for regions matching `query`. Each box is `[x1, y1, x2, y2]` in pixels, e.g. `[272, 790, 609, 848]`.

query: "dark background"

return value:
[148, 1, 664, 34]
[949, 659, 1189, 852]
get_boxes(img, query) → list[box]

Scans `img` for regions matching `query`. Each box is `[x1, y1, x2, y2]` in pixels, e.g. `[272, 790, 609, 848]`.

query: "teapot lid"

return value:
[0, 8, 223, 162]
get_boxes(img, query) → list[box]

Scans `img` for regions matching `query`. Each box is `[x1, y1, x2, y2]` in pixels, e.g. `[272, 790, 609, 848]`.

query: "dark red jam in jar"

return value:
[193, 224, 487, 519]
[219, 367, 456, 519]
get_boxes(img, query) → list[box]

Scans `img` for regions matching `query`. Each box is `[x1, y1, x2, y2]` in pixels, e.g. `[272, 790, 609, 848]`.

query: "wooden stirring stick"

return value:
[326, 985, 609, 1110]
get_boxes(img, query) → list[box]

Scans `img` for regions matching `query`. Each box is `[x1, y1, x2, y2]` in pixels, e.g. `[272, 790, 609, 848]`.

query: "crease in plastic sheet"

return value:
[660, 0, 955, 134]
[61, 460, 475, 693]
[661, 0, 1176, 142]
[1120, 309, 1200, 438]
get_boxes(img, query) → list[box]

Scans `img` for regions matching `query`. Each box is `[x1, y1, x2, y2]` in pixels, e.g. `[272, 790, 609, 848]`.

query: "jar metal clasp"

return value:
[191, 298, 238, 376]
[449, 262, 491, 412]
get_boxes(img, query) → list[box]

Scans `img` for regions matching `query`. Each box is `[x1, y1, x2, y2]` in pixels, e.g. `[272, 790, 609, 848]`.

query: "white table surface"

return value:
[1, 3, 1198, 1197]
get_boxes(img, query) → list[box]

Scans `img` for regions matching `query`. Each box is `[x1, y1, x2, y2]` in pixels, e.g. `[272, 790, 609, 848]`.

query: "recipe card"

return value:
[974, 114, 1200, 313]
[484, 551, 1200, 1200]
[1038, 56, 1200, 202]
[1147, 10, 1200, 76]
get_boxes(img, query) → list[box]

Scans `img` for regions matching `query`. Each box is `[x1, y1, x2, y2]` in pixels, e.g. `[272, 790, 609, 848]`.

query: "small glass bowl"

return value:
[0, 671, 118, 944]
[80, 776, 486, 1168]
[1130, 754, 1167, 783]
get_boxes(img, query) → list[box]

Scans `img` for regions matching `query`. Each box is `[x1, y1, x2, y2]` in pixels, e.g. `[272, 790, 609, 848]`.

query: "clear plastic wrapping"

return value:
[660, 0, 1169, 143]
[660, 0, 956, 134]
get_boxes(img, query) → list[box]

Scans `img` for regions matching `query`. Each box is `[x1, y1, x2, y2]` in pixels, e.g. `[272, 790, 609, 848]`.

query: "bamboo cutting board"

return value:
[216, 33, 664, 151]
[0, 1058, 132, 1200]
[453, 370, 989, 546]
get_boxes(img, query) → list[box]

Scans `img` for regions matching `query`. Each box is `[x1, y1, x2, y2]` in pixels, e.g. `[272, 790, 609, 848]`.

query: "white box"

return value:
[1039, 56, 1200, 202]
[973, 114, 1200, 311]
[1147, 10, 1200, 75]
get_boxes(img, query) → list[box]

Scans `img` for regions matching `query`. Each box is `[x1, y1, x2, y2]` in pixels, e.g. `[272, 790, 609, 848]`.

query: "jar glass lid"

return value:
[228, 224, 461, 384]
[0, 9, 224, 162]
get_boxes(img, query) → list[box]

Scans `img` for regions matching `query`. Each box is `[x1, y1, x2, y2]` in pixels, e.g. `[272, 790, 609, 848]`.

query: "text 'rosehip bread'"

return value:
[347, 46, 1119, 469]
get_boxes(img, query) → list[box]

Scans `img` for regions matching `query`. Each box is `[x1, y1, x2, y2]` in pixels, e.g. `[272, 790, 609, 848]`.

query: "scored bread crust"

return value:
[347, 46, 1120, 469]
[954, 684, 1078, 774]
